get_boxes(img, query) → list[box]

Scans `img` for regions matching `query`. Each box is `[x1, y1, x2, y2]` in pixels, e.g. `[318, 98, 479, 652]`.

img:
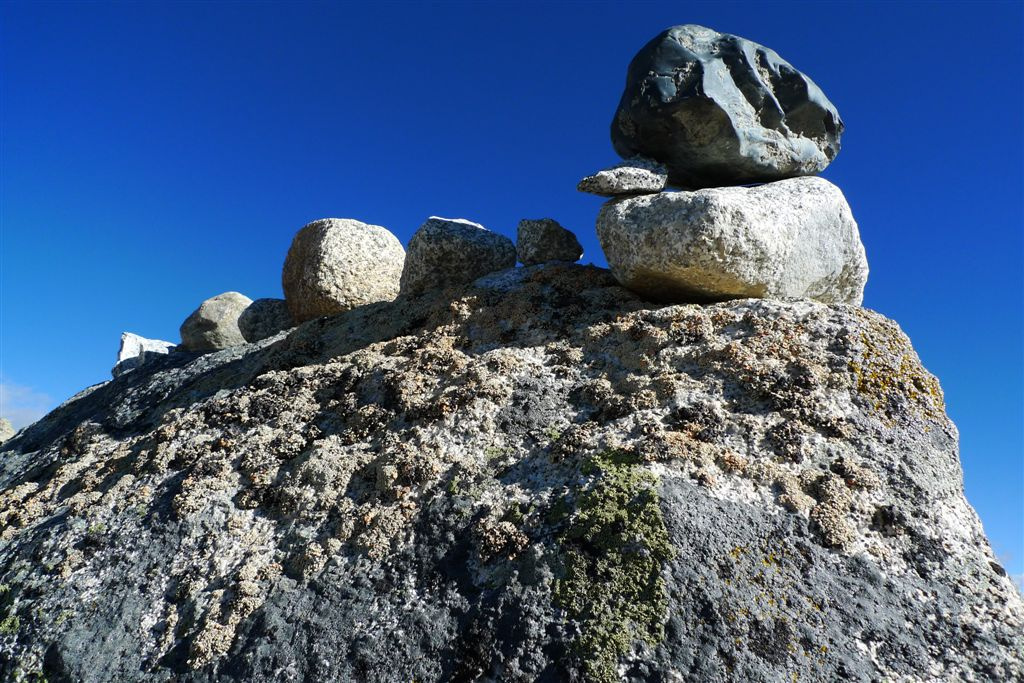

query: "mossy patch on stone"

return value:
[553, 449, 674, 683]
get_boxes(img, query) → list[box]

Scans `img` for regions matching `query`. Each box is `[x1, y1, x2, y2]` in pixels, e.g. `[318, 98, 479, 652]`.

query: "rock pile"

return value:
[581, 24, 866, 306]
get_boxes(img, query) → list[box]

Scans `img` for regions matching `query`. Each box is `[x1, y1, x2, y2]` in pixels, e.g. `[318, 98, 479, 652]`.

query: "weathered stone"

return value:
[516, 218, 583, 265]
[399, 216, 516, 295]
[238, 298, 294, 343]
[282, 218, 405, 323]
[577, 158, 668, 196]
[612, 24, 843, 189]
[179, 292, 252, 352]
[2, 267, 1021, 682]
[597, 176, 867, 304]
[0, 418, 13, 443]
[111, 332, 176, 377]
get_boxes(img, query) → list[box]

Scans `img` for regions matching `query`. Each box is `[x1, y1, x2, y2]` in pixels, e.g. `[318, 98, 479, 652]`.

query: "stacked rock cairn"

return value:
[581, 24, 867, 305]
[112, 24, 866, 377]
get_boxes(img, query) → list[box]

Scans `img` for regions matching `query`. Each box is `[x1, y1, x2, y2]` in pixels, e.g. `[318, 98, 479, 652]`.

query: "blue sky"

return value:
[2, 2, 1021, 579]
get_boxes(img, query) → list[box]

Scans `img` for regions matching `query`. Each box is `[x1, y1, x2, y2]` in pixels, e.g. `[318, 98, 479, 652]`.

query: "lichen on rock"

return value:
[0, 264, 1020, 681]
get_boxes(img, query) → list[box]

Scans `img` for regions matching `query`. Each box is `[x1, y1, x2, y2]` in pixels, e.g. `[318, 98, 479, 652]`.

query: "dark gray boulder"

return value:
[611, 24, 843, 189]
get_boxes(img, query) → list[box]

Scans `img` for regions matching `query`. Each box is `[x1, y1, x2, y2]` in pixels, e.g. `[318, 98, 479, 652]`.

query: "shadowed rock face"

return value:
[1, 265, 1021, 682]
[611, 24, 844, 189]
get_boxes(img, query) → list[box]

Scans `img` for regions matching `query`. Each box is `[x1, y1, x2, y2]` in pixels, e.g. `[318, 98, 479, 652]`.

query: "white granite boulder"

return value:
[239, 298, 294, 343]
[400, 217, 516, 296]
[596, 176, 867, 304]
[577, 158, 668, 197]
[516, 218, 583, 266]
[282, 218, 405, 323]
[112, 332, 177, 377]
[180, 292, 253, 352]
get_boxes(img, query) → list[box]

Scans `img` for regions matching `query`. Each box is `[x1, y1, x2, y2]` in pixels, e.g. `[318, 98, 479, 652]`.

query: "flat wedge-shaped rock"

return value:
[612, 24, 843, 189]
[577, 158, 668, 196]
[597, 176, 867, 304]
[400, 216, 516, 295]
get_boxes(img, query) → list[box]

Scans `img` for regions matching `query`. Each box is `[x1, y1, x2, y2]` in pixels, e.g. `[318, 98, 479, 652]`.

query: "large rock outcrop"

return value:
[611, 24, 843, 189]
[597, 176, 868, 305]
[1, 265, 1020, 682]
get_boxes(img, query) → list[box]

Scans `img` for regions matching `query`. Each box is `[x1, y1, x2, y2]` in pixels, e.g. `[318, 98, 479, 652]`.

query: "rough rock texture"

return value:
[113, 333, 177, 378]
[516, 219, 584, 266]
[1, 264, 1020, 682]
[399, 217, 516, 295]
[179, 292, 253, 352]
[597, 176, 868, 305]
[0, 419, 13, 444]
[282, 218, 405, 323]
[577, 158, 668, 196]
[612, 24, 843, 189]
[238, 299, 294, 344]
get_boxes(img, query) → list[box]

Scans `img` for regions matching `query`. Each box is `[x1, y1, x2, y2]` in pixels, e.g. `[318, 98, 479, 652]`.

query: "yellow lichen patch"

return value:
[849, 312, 945, 424]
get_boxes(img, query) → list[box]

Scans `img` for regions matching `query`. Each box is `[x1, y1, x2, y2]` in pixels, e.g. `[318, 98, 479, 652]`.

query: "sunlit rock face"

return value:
[611, 24, 844, 189]
[1, 264, 1020, 682]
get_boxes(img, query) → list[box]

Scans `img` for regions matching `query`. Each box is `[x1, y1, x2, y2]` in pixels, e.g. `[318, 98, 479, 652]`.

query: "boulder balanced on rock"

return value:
[282, 218, 405, 323]
[180, 292, 253, 352]
[400, 217, 516, 296]
[596, 176, 867, 305]
[611, 24, 843, 189]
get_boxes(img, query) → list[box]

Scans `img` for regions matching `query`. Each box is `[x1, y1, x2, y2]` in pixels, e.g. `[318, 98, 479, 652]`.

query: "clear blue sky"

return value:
[2, 2, 1021, 579]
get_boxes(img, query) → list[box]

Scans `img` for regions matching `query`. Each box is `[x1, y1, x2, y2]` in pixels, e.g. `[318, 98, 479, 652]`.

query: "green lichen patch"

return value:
[553, 449, 674, 683]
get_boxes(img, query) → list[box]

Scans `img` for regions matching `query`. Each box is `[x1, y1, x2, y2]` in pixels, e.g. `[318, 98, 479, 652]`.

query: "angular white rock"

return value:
[400, 217, 516, 296]
[596, 176, 868, 304]
[112, 332, 176, 377]
[282, 218, 406, 323]
[0, 418, 14, 443]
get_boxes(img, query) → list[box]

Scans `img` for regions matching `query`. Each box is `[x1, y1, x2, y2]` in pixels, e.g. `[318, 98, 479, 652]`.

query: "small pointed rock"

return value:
[516, 219, 583, 266]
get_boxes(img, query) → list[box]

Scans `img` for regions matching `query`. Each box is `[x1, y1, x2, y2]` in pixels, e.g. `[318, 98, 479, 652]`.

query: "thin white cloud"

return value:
[0, 380, 52, 430]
